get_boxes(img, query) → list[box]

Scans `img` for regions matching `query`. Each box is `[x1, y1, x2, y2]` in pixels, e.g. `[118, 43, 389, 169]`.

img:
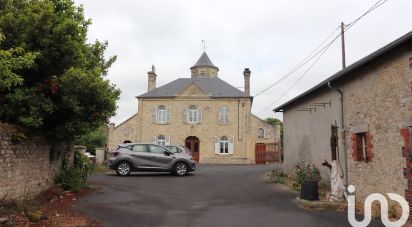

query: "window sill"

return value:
[218, 122, 230, 125]
[185, 122, 202, 125]
[216, 153, 233, 156]
[154, 122, 170, 125]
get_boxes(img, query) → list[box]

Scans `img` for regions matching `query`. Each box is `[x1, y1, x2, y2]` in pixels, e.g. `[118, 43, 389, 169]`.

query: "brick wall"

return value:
[0, 123, 72, 202]
[401, 127, 412, 219]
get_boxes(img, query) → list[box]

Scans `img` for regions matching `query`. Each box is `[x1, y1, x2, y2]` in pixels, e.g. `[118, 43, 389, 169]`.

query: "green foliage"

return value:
[75, 125, 106, 153]
[55, 150, 93, 192]
[293, 161, 321, 184]
[0, 0, 120, 140]
[0, 34, 38, 90]
[265, 118, 283, 142]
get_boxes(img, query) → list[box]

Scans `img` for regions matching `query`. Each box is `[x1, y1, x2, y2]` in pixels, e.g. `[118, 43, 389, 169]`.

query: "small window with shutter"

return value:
[352, 132, 373, 162]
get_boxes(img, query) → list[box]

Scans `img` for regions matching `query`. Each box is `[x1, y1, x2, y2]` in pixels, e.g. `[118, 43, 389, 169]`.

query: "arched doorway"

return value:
[185, 136, 199, 162]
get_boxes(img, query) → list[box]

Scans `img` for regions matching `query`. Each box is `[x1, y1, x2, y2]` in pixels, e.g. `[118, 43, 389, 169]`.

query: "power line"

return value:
[253, 26, 340, 97]
[257, 39, 336, 115]
[255, 0, 390, 115]
[254, 0, 389, 99]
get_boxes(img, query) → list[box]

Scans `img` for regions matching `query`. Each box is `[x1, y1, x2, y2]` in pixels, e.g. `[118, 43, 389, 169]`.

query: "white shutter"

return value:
[152, 106, 158, 123]
[166, 106, 171, 123]
[198, 106, 202, 123]
[165, 136, 171, 145]
[228, 137, 234, 154]
[264, 129, 270, 139]
[152, 136, 157, 144]
[214, 137, 220, 154]
[183, 107, 187, 123]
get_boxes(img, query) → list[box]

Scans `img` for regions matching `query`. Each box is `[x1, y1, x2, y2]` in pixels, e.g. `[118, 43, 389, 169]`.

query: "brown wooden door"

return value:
[185, 136, 199, 162]
[255, 143, 266, 164]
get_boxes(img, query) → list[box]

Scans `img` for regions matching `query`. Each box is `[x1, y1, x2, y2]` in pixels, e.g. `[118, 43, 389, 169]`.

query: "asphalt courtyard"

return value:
[76, 164, 384, 227]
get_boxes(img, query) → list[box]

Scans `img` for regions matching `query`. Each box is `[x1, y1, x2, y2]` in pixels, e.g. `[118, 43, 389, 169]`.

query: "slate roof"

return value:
[137, 77, 249, 98]
[191, 52, 217, 68]
[273, 30, 412, 112]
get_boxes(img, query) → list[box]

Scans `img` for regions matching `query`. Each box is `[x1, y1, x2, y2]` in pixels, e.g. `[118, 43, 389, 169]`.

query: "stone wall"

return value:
[282, 88, 342, 184]
[341, 44, 412, 204]
[0, 123, 72, 202]
[107, 113, 138, 151]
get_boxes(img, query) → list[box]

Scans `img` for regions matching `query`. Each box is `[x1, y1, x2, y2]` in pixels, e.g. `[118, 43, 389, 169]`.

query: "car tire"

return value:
[173, 162, 188, 176]
[116, 161, 131, 176]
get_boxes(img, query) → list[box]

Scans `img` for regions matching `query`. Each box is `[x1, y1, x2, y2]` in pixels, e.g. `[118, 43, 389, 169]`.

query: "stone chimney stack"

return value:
[243, 68, 251, 96]
[147, 65, 157, 92]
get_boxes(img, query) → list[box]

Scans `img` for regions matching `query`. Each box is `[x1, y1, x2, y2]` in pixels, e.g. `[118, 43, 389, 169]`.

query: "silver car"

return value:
[108, 143, 196, 176]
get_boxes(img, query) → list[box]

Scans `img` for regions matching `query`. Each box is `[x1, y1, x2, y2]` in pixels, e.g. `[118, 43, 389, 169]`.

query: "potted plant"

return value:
[294, 161, 321, 201]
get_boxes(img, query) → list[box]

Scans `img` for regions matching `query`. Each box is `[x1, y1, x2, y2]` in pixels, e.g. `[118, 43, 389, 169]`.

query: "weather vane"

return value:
[201, 40, 207, 52]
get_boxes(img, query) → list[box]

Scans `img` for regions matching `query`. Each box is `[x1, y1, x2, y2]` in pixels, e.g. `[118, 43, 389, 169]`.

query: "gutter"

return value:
[327, 82, 349, 188]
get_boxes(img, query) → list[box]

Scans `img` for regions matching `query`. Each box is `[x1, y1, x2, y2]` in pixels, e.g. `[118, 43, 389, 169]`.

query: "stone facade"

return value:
[107, 113, 139, 150]
[0, 123, 72, 202]
[275, 33, 412, 214]
[107, 53, 279, 164]
[342, 45, 412, 205]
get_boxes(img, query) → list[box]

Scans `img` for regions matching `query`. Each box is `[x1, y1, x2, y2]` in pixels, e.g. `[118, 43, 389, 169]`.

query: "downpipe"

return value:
[327, 82, 349, 189]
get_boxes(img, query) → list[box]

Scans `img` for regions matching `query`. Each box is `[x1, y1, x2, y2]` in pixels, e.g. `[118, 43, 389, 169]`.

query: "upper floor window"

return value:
[258, 128, 264, 138]
[153, 105, 171, 123]
[218, 106, 229, 124]
[184, 105, 202, 123]
[258, 128, 270, 138]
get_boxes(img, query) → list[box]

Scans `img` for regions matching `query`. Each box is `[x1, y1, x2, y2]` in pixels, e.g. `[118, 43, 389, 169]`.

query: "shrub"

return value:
[293, 161, 321, 184]
[55, 151, 93, 192]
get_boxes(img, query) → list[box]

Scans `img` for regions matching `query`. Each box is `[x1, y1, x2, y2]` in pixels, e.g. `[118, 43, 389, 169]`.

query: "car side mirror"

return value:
[164, 151, 171, 156]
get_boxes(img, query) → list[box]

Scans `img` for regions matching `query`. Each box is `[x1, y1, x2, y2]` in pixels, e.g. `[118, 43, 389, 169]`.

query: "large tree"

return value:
[0, 0, 120, 140]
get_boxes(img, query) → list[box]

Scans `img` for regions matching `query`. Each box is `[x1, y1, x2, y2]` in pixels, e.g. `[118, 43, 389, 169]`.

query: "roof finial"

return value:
[151, 64, 156, 72]
[201, 40, 207, 52]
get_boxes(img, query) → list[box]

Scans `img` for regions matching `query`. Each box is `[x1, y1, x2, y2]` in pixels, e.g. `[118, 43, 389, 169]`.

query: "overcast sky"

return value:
[75, 0, 412, 125]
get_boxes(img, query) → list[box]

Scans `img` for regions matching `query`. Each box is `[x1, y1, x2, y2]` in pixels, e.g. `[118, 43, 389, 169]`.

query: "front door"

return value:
[185, 136, 200, 162]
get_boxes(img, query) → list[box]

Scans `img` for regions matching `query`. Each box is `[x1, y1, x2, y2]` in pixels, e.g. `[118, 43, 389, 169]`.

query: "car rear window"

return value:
[132, 145, 145, 152]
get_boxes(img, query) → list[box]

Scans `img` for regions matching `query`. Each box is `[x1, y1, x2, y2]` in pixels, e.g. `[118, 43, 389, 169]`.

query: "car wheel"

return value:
[116, 161, 131, 176]
[173, 162, 188, 176]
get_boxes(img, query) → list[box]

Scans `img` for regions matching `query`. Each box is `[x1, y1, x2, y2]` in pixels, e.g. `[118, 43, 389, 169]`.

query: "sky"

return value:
[74, 0, 412, 125]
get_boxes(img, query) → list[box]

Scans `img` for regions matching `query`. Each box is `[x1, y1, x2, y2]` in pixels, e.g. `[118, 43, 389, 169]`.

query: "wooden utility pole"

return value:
[341, 22, 346, 69]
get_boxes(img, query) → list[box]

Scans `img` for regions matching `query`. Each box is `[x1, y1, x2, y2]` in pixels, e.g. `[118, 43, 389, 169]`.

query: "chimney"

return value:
[147, 65, 157, 92]
[243, 68, 251, 96]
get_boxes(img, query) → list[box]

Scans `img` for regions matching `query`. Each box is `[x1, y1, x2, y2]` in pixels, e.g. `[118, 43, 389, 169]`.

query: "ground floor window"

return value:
[220, 136, 229, 154]
[154, 135, 170, 146]
[215, 136, 234, 154]
[352, 131, 373, 162]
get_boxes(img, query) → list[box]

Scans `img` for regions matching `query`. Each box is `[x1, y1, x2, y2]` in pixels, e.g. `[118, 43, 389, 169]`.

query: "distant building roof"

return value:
[191, 52, 217, 68]
[273, 31, 412, 112]
[137, 77, 249, 98]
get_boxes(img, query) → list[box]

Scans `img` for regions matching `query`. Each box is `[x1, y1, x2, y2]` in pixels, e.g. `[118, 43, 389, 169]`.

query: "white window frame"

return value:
[155, 135, 171, 146]
[186, 105, 202, 123]
[215, 136, 234, 155]
[218, 106, 229, 124]
[258, 128, 264, 138]
[157, 105, 167, 123]
[153, 105, 171, 124]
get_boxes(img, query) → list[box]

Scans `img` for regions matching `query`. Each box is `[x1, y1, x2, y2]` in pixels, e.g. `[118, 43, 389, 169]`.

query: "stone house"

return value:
[107, 52, 280, 164]
[274, 31, 412, 209]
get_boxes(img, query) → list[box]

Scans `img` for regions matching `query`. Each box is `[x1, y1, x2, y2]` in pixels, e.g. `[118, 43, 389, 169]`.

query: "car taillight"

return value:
[111, 152, 119, 157]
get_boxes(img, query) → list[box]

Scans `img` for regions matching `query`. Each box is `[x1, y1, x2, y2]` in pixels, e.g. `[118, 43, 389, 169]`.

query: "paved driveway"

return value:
[76, 164, 383, 227]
